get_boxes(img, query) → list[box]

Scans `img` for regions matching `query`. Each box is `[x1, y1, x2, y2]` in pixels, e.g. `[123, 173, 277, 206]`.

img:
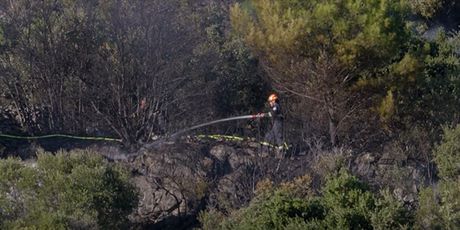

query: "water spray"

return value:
[170, 113, 269, 138]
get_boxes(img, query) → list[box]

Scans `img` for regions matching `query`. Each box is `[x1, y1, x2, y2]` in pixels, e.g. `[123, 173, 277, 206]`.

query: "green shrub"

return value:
[198, 209, 226, 230]
[206, 174, 320, 230]
[0, 149, 138, 229]
[416, 187, 443, 229]
[371, 189, 414, 229]
[409, 0, 444, 18]
[434, 125, 460, 179]
[321, 170, 375, 229]
[416, 180, 460, 229]
[199, 171, 412, 229]
[416, 125, 460, 229]
[321, 171, 412, 229]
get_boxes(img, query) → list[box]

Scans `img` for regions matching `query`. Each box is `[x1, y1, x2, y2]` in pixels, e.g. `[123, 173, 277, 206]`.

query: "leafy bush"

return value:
[321, 170, 376, 229]
[381, 31, 460, 133]
[0, 149, 138, 229]
[409, 0, 445, 18]
[199, 170, 412, 229]
[217, 175, 312, 229]
[416, 125, 460, 229]
[311, 147, 351, 186]
[371, 190, 414, 229]
[198, 209, 226, 230]
[434, 124, 460, 179]
[416, 179, 460, 229]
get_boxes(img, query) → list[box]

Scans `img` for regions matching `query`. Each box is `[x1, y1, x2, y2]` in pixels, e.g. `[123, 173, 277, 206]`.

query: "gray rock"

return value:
[125, 143, 211, 225]
[353, 153, 376, 178]
[210, 145, 236, 162]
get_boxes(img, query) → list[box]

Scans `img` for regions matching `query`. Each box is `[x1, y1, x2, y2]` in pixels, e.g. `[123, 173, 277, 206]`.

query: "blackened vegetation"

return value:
[0, 0, 268, 147]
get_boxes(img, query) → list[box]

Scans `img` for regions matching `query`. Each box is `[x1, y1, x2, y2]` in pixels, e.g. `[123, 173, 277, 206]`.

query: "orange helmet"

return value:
[268, 93, 278, 102]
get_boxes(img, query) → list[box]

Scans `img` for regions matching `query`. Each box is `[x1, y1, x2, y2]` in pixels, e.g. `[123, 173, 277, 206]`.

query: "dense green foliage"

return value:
[231, 0, 413, 146]
[231, 0, 460, 154]
[410, 0, 445, 18]
[233, 0, 409, 68]
[416, 125, 460, 229]
[0, 150, 138, 229]
[364, 31, 460, 132]
[434, 125, 460, 179]
[409, 0, 459, 20]
[200, 171, 412, 229]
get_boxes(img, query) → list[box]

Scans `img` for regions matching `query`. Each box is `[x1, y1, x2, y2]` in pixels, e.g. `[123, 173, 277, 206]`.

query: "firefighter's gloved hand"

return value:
[253, 113, 265, 118]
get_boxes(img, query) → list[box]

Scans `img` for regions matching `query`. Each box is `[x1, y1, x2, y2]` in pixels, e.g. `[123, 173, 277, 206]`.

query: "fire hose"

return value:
[0, 113, 275, 148]
[170, 113, 269, 138]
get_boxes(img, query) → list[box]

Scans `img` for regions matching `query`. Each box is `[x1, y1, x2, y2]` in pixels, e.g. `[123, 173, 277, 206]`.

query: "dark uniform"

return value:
[265, 102, 284, 147]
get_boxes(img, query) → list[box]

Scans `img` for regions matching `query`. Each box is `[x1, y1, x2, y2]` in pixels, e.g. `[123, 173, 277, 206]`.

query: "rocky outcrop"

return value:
[104, 138, 310, 228]
[124, 141, 209, 226]
[83, 137, 434, 228]
[352, 150, 432, 209]
[1, 130, 434, 229]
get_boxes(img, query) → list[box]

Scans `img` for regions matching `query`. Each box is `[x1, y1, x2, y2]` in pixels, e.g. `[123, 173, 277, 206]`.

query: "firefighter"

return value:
[265, 93, 284, 151]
